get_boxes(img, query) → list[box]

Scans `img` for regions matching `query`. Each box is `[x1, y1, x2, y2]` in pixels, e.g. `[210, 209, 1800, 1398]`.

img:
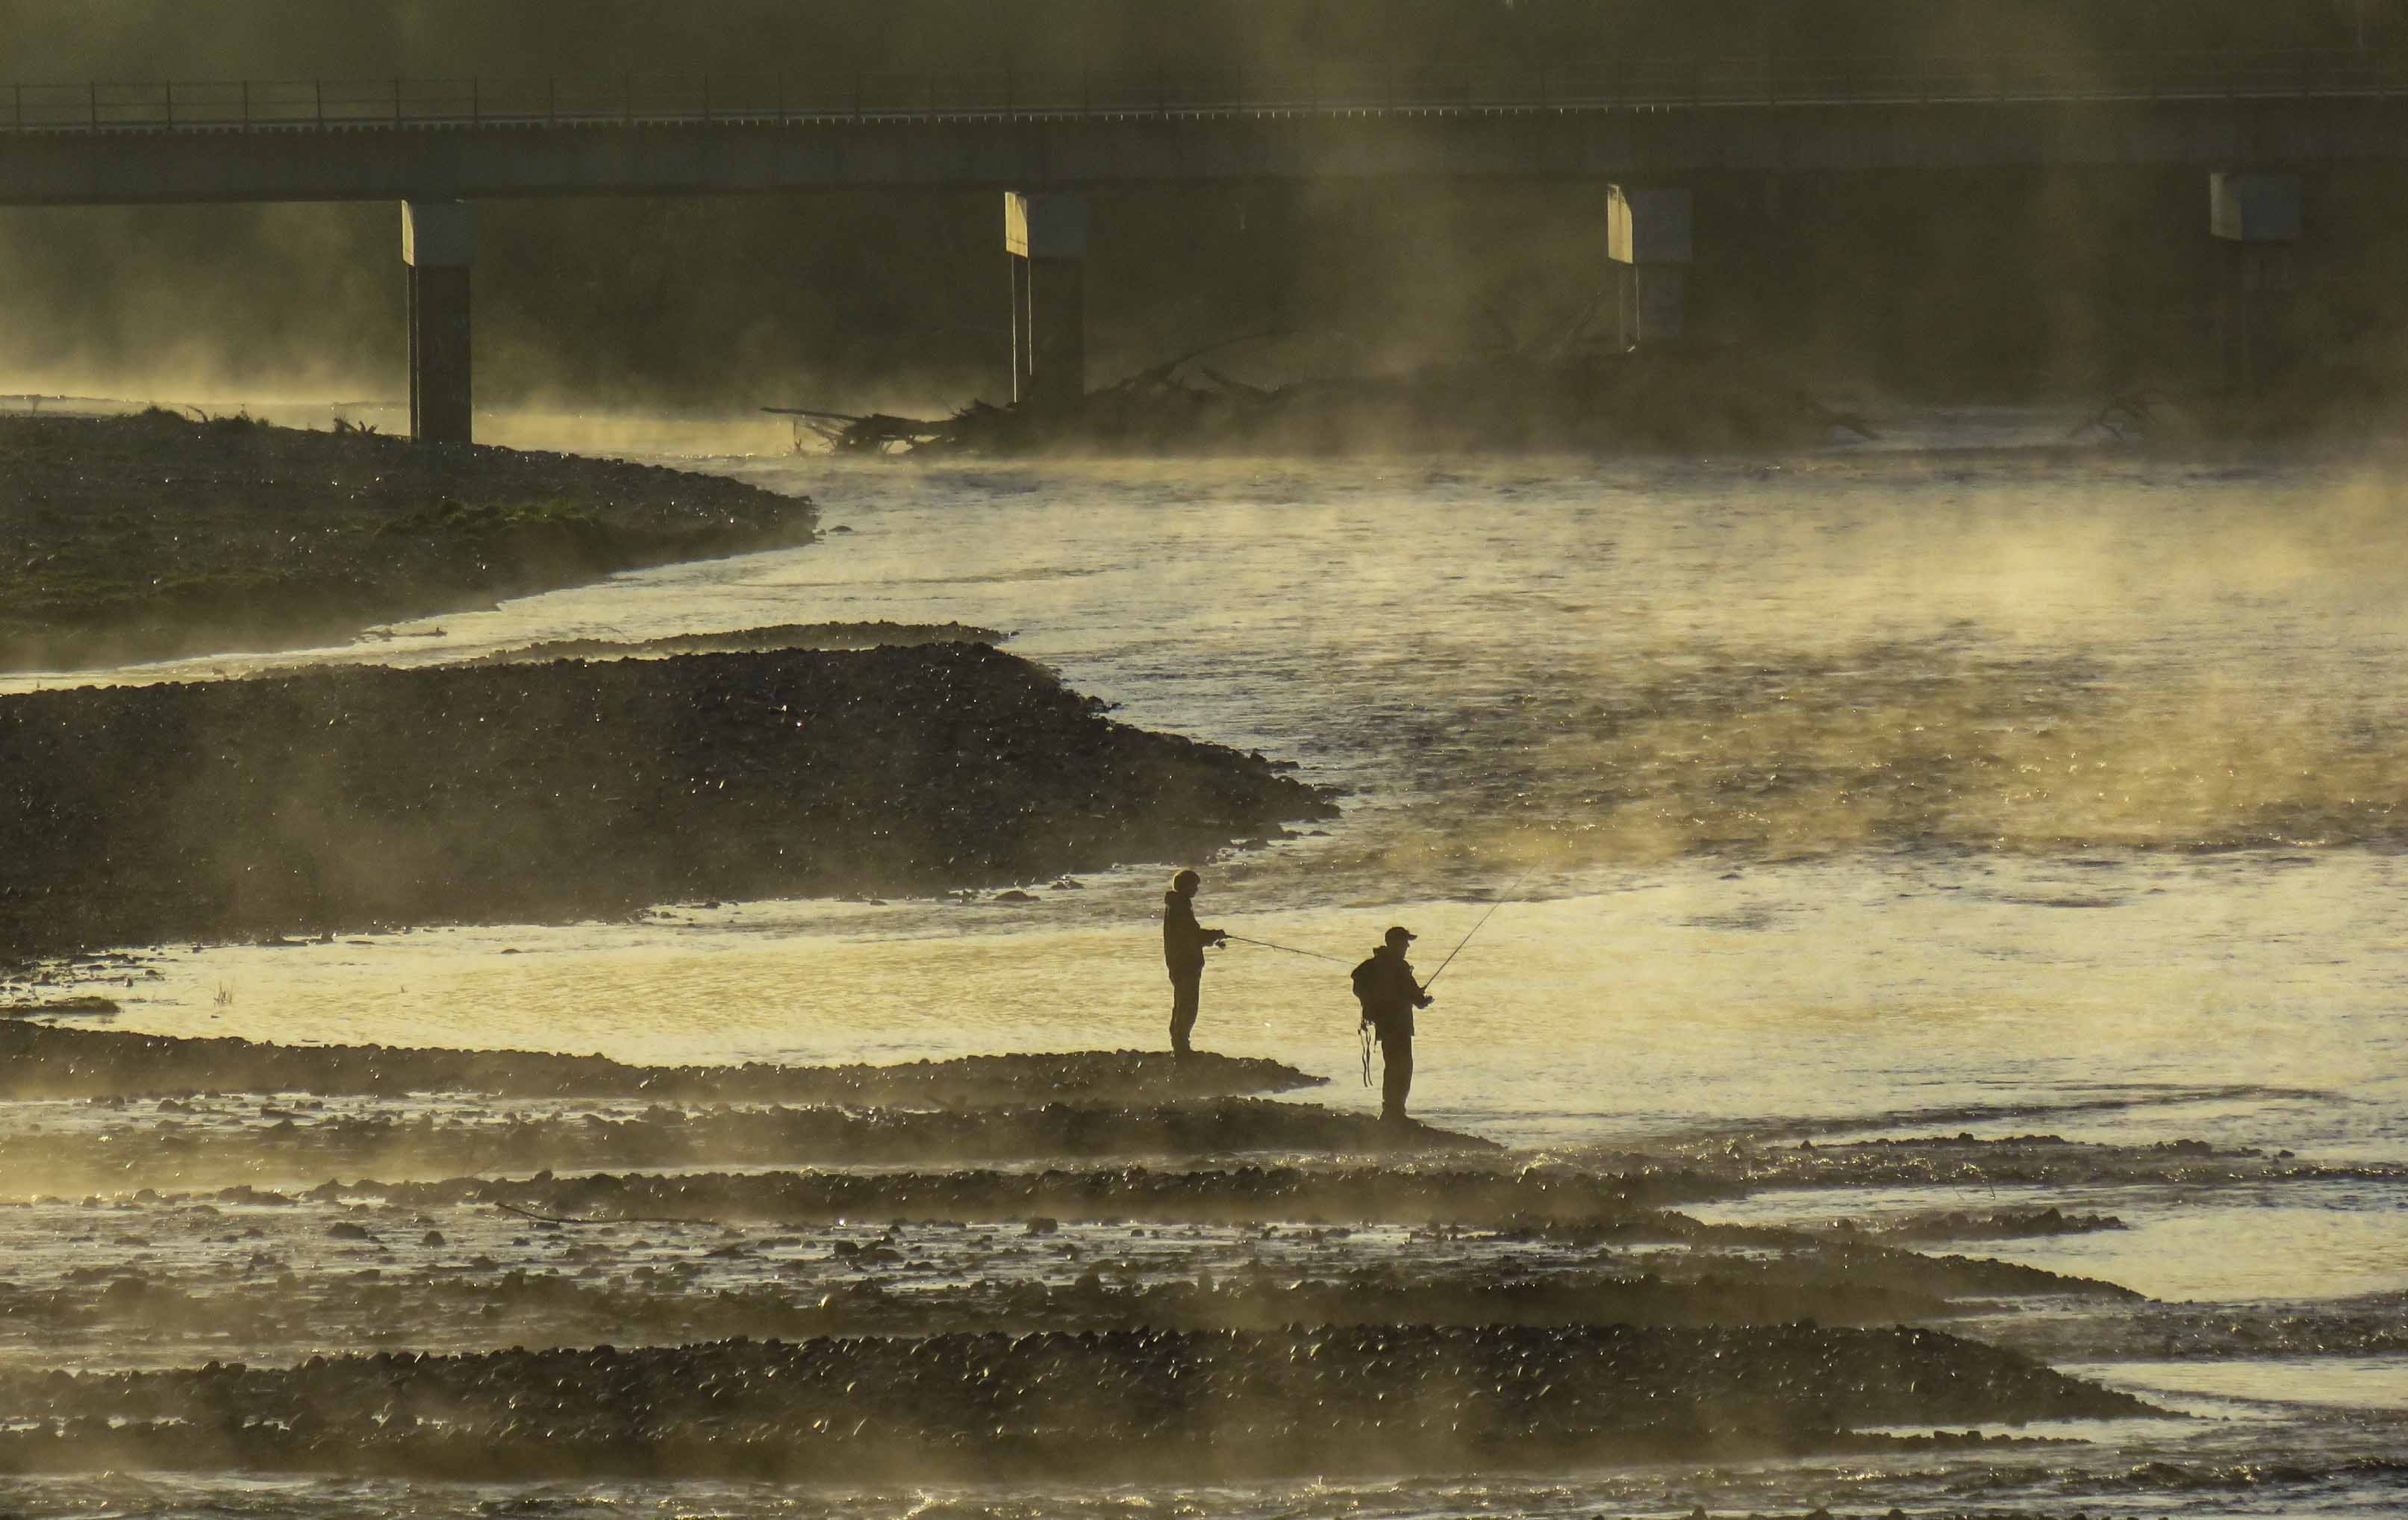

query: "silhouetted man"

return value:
[1352, 925, 1433, 1122]
[1161, 869, 1226, 1056]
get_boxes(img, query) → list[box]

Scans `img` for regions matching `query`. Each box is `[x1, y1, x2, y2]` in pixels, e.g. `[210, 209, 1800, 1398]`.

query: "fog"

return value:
[8, 6, 2408, 1515]
[3, 1, 2404, 421]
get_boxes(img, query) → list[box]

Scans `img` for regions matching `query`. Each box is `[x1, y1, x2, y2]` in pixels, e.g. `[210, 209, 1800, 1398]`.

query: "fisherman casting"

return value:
[1353, 926, 1433, 1123]
[1161, 869, 1228, 1056]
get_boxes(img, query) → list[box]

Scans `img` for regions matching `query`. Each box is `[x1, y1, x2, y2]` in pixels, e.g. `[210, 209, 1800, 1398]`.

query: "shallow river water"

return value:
[9, 433, 2408, 1516]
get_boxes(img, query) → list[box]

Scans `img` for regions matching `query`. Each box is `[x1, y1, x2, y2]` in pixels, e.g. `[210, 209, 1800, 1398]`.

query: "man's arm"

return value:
[1164, 898, 1223, 954]
[1377, 960, 1427, 1007]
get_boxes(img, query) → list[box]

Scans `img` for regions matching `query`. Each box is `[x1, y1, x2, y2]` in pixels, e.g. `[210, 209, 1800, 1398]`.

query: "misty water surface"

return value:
[11, 438, 2408, 1516]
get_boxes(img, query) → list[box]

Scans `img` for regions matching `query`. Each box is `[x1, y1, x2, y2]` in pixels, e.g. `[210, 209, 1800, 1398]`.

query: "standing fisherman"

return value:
[1161, 869, 1227, 1057]
[1353, 926, 1433, 1123]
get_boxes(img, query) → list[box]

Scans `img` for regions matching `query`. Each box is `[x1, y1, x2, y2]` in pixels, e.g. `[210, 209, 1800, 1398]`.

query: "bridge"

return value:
[4, 54, 2404, 203]
[7, 53, 2402, 437]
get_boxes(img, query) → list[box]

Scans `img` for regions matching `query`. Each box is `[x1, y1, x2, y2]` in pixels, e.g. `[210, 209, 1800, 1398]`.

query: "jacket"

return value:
[1351, 945, 1427, 1036]
[1162, 891, 1221, 975]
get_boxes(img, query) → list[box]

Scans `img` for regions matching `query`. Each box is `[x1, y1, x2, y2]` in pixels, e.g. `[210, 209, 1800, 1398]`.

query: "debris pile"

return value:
[787, 349, 1867, 457]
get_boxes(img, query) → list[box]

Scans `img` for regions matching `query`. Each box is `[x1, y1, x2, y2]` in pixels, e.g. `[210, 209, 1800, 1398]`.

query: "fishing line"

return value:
[1223, 933, 1348, 963]
[1217, 933, 1371, 1080]
[1223, 932, 1378, 1083]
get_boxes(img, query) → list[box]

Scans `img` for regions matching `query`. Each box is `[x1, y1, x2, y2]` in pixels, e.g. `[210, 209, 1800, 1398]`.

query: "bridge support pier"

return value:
[1005, 192, 1088, 410]
[1606, 186, 1694, 348]
[402, 200, 475, 444]
[2209, 172, 2302, 395]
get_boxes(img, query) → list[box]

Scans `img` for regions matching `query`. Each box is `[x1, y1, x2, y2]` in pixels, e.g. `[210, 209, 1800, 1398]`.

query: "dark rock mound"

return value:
[1694, 1131, 2408, 1192]
[1844, 1204, 2129, 1242]
[0, 643, 1335, 959]
[4, 1263, 1959, 1357]
[0, 1324, 2153, 1480]
[373, 1160, 1724, 1226]
[0, 1181, 2139, 1366]
[1976, 1289, 2408, 1364]
[11, 1099, 1492, 1190]
[468, 621, 1010, 665]
[0, 408, 814, 673]
[319, 1262, 1971, 1352]
[0, 995, 118, 1019]
[0, 1025, 1320, 1106]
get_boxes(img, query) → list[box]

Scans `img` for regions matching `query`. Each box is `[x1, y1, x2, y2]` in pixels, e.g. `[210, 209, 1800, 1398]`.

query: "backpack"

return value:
[1350, 956, 1379, 1007]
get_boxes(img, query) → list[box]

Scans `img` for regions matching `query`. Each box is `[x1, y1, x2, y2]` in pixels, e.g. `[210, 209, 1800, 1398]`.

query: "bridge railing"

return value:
[5, 51, 2403, 132]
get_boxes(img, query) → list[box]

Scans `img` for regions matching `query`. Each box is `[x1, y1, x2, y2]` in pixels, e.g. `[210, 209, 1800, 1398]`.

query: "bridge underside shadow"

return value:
[1, 93, 2396, 441]
[2, 98, 2402, 206]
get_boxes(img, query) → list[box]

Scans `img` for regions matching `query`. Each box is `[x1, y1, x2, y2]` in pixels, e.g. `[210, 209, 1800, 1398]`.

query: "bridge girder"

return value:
[3, 98, 2405, 207]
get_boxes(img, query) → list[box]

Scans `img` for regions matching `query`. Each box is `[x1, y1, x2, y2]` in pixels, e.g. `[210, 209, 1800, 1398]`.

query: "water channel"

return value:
[8, 428, 2407, 1516]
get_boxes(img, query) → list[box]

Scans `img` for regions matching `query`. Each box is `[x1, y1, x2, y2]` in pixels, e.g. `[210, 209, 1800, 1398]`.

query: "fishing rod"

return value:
[1420, 859, 1542, 991]
[1222, 933, 1349, 963]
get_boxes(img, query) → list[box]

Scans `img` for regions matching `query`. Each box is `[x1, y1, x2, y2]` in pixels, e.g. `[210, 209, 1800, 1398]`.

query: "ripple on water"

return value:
[7, 443, 2408, 1518]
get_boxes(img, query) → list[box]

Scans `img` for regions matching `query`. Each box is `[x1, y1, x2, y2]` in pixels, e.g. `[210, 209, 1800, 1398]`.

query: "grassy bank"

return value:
[0, 408, 814, 672]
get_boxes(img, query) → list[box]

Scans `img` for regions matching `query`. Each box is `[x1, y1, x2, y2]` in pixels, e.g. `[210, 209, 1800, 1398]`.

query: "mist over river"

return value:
[9, 433, 2408, 1516]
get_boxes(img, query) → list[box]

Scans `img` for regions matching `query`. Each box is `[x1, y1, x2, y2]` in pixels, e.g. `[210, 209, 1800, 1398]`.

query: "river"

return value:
[7, 428, 2407, 1516]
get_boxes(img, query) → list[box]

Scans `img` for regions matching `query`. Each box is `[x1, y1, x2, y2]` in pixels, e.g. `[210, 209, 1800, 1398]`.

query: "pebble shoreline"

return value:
[0, 1025, 2206, 1492]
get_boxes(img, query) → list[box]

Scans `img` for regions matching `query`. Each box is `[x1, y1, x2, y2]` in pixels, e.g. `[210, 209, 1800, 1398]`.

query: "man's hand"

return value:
[1415, 992, 1435, 1008]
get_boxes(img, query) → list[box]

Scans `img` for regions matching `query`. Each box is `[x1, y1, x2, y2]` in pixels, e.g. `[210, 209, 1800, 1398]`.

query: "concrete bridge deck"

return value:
[4, 52, 2405, 205]
[7, 53, 2395, 445]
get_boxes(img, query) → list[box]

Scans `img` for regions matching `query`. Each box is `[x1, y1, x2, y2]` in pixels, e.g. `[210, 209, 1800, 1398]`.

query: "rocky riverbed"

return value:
[0, 1024, 1320, 1105]
[0, 1324, 2142, 1481]
[0, 1020, 2187, 1490]
[0, 408, 815, 672]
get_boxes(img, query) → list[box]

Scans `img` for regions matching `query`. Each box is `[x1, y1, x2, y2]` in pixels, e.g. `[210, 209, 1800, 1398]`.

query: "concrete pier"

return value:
[1604, 187, 1638, 351]
[2210, 172, 2303, 393]
[402, 199, 475, 444]
[1606, 184, 1695, 346]
[1005, 192, 1088, 410]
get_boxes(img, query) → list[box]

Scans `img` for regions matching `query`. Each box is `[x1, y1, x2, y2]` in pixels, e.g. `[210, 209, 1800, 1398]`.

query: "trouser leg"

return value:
[1169, 973, 1201, 1054]
[1381, 1031, 1413, 1121]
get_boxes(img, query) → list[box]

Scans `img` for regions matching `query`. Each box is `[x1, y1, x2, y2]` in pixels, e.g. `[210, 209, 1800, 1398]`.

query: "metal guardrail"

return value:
[3, 51, 2403, 134]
